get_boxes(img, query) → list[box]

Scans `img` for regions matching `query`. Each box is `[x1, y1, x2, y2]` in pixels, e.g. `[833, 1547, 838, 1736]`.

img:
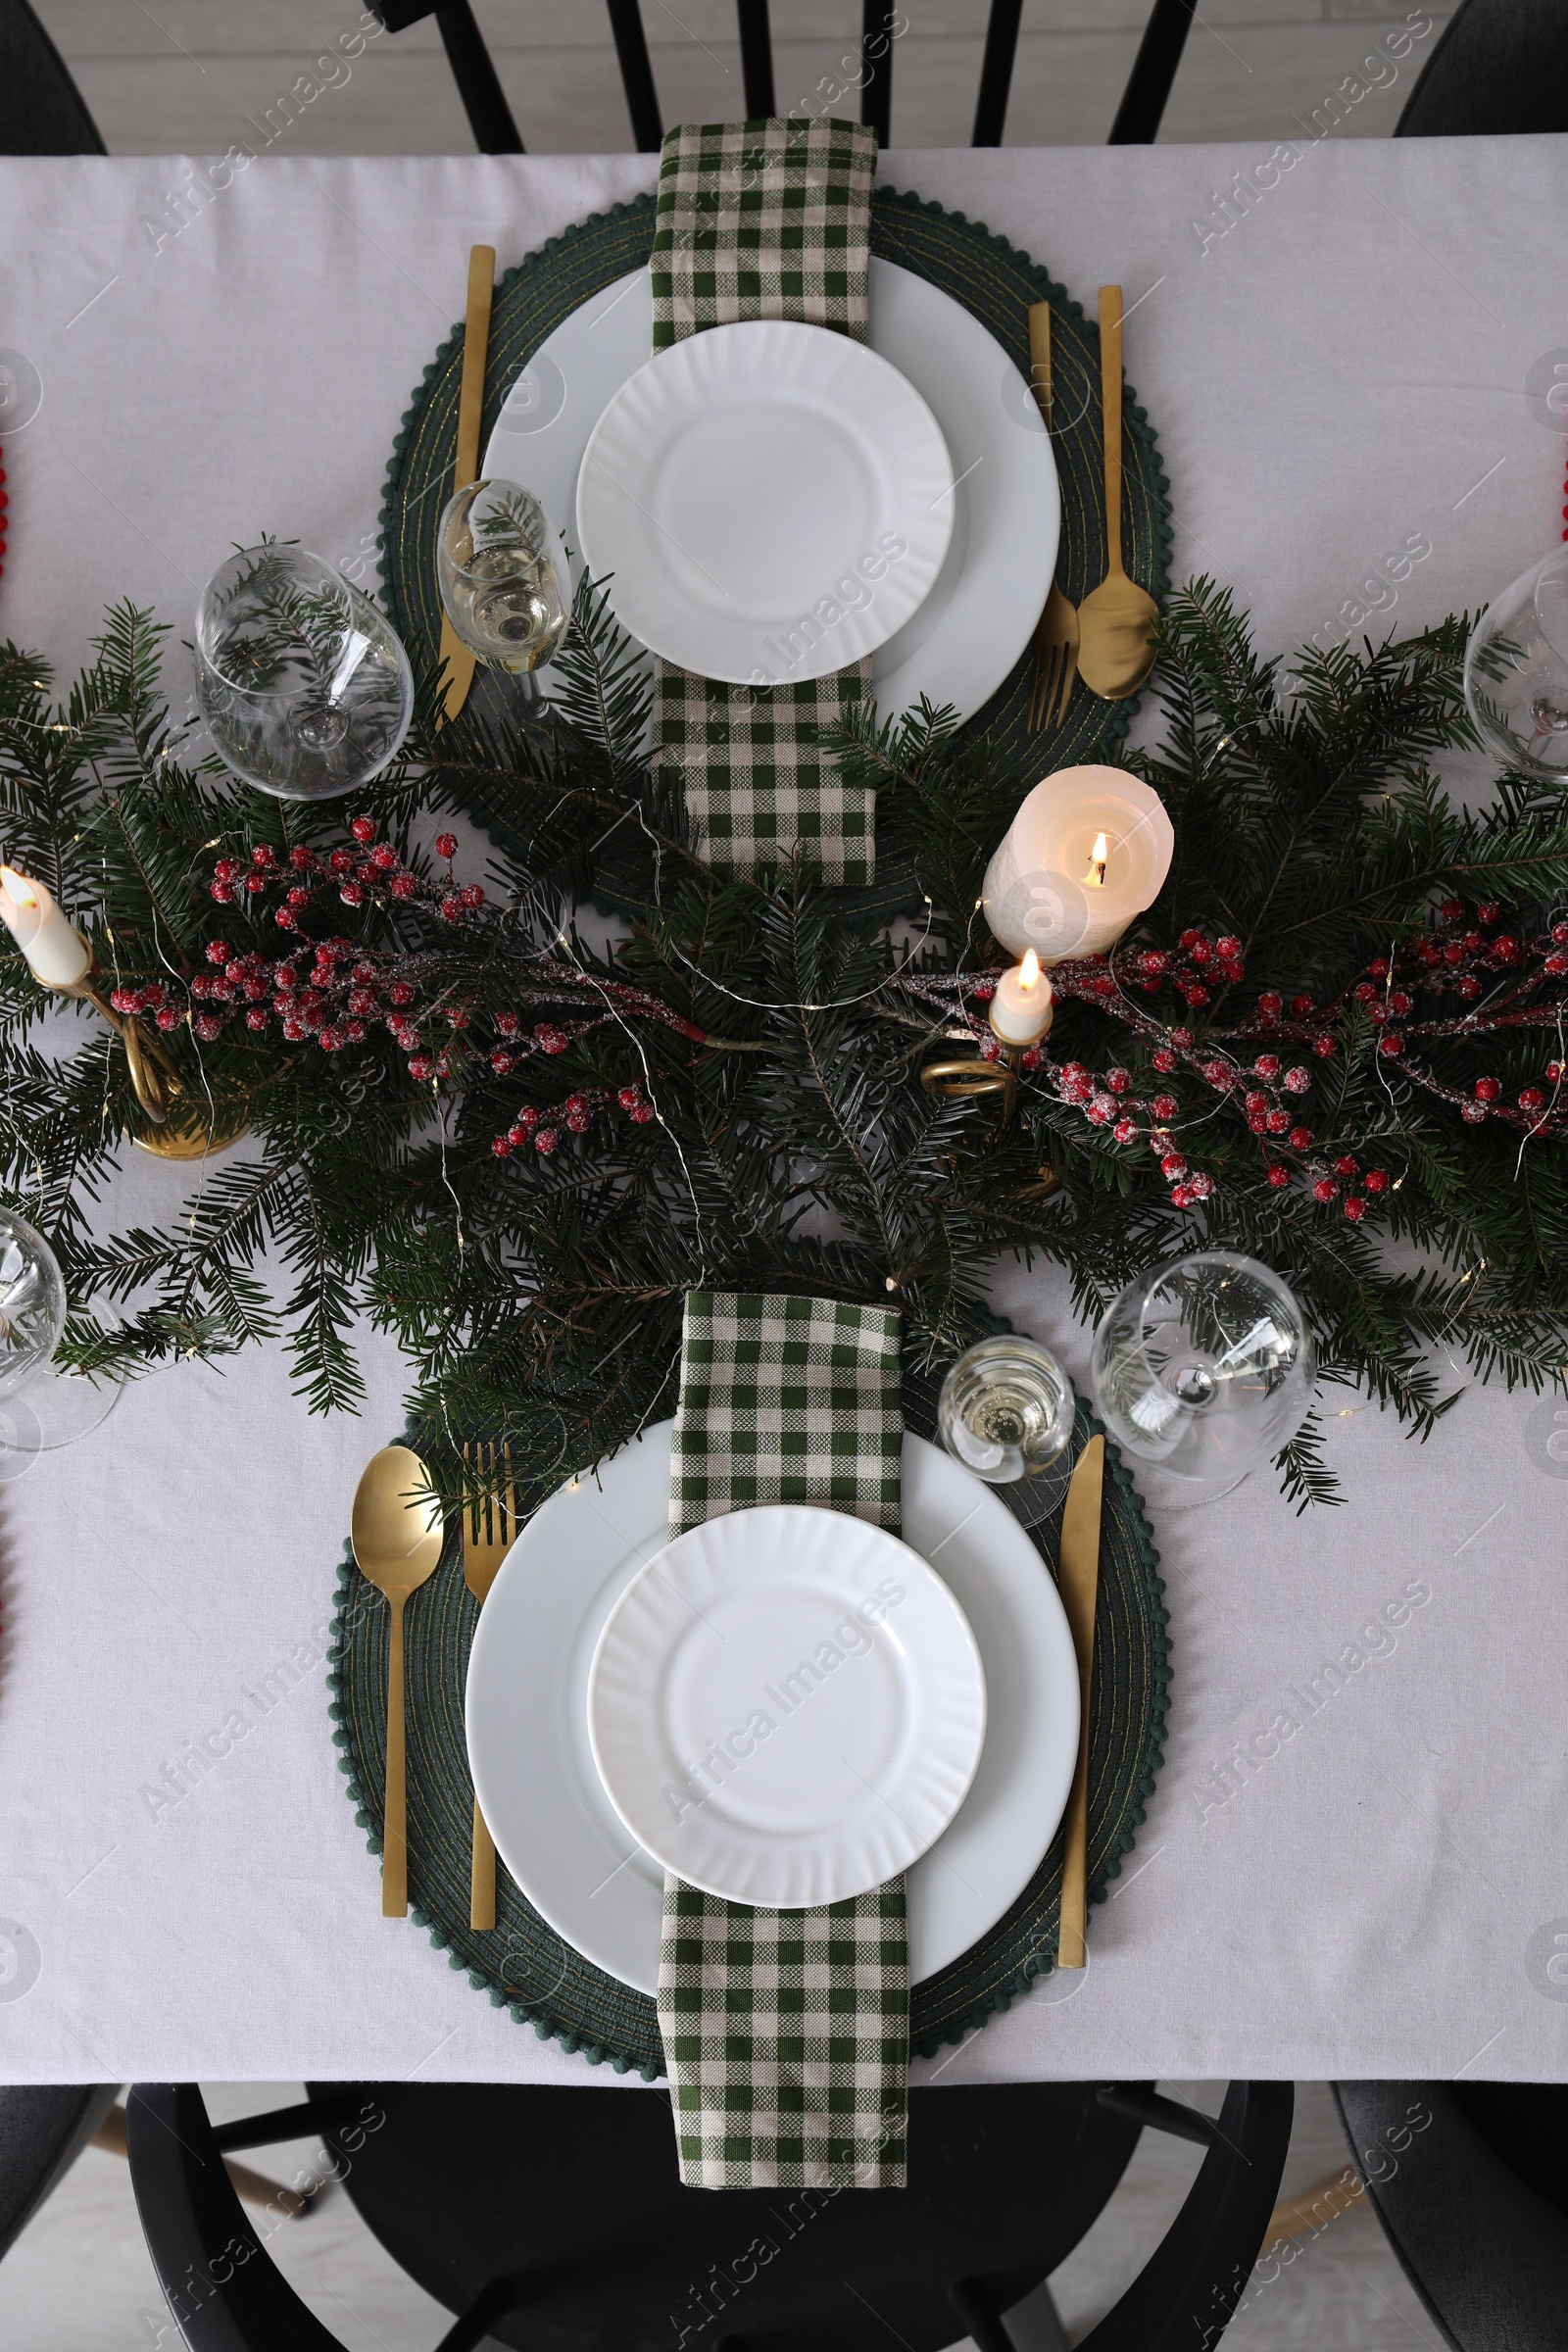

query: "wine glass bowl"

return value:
[937, 1335, 1076, 1485]
[437, 480, 569, 674]
[1464, 547, 1568, 779]
[195, 545, 414, 801]
[0, 1209, 120, 1456]
[1090, 1249, 1314, 1480]
[0, 1210, 65, 1396]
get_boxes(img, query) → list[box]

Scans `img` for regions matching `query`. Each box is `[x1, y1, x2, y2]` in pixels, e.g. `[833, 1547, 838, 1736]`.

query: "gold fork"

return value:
[1026, 301, 1080, 733]
[462, 1441, 516, 1930]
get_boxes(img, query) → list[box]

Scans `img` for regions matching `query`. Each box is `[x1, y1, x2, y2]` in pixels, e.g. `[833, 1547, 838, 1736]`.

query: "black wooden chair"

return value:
[125, 2076, 1290, 2350]
[0, 2083, 121, 2264]
[1395, 0, 1568, 135]
[371, 0, 1200, 157]
[1335, 2082, 1568, 2352]
[0, 0, 105, 154]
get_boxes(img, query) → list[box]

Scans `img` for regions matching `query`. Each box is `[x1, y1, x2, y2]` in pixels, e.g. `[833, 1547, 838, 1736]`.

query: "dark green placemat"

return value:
[327, 1351, 1169, 2078]
[377, 187, 1173, 920]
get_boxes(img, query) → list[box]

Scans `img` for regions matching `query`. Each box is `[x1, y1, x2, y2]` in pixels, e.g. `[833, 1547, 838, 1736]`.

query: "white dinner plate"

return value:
[482, 260, 1057, 728]
[576, 319, 954, 686]
[466, 1426, 1080, 1992]
[587, 1504, 986, 1908]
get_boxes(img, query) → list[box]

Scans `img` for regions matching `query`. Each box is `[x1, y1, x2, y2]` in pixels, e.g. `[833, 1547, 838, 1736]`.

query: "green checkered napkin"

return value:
[649, 118, 879, 888]
[658, 1292, 907, 2189]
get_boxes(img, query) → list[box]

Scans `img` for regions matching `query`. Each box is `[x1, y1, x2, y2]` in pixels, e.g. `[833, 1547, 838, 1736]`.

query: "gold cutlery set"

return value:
[1028, 284, 1158, 731]
[350, 1444, 512, 1929]
[431, 246, 1151, 741]
[348, 1430, 1103, 1966]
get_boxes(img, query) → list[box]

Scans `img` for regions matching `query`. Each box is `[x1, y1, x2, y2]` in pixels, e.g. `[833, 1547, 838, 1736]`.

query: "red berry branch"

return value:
[896, 895, 1568, 1221]
[94, 812, 1568, 1218]
[110, 823, 714, 1086]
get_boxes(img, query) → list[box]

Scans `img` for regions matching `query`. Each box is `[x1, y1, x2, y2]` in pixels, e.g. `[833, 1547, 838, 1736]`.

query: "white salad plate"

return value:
[482, 259, 1058, 727]
[575, 318, 954, 686]
[466, 1425, 1080, 1992]
[586, 1503, 986, 1908]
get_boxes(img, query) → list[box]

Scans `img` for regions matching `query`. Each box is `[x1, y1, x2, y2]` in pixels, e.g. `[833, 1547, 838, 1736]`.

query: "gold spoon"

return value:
[1075, 285, 1159, 703]
[351, 1446, 444, 1918]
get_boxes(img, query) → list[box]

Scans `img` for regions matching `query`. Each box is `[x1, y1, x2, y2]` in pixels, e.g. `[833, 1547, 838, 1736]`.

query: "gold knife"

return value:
[435, 242, 496, 726]
[1056, 1432, 1104, 1969]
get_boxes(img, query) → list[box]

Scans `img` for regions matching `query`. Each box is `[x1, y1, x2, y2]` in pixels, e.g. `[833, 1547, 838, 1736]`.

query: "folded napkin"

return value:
[658, 1291, 907, 2189]
[649, 117, 879, 887]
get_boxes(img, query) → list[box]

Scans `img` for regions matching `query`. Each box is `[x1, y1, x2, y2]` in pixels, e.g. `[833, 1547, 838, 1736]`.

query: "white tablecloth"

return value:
[3, 136, 1567, 2088]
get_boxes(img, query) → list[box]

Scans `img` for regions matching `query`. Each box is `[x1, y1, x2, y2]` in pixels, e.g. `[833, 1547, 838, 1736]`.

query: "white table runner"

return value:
[1, 136, 1566, 2087]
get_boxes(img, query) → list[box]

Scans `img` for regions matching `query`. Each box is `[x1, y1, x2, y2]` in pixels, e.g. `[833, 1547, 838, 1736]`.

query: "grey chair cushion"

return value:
[0, 2085, 122, 2263]
[1396, 0, 1568, 135]
[1335, 2082, 1568, 2352]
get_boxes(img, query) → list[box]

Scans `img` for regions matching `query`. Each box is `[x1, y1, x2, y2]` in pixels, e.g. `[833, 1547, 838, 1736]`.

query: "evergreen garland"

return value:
[2, 576, 1566, 1511]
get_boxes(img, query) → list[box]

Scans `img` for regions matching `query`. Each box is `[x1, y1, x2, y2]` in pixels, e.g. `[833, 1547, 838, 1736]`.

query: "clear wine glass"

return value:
[437, 480, 570, 673]
[0, 1209, 120, 1470]
[938, 1335, 1076, 1484]
[1464, 547, 1568, 778]
[195, 545, 414, 801]
[1090, 1250, 1314, 1480]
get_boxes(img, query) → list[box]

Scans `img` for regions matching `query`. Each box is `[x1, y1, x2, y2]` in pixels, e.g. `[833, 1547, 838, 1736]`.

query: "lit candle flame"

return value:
[1019, 949, 1041, 991]
[1084, 832, 1108, 889]
[0, 867, 38, 913]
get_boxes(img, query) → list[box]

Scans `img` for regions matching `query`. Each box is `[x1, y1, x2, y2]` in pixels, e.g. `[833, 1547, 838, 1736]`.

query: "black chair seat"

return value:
[0, 2083, 120, 2262]
[311, 2081, 1135, 2349]
[1396, 0, 1568, 135]
[1336, 2082, 1568, 2352]
[126, 2077, 1292, 2351]
[0, 0, 105, 154]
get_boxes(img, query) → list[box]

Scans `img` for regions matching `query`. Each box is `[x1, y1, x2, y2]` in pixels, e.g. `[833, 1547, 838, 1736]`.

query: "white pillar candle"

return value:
[983, 764, 1175, 961]
[989, 950, 1054, 1046]
[0, 866, 90, 987]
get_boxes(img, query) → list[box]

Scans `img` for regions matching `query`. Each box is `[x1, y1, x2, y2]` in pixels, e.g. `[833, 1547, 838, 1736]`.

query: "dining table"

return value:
[2, 127, 1567, 2095]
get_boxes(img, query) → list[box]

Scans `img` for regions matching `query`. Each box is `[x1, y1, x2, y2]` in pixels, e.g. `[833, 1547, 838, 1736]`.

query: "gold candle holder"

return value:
[918, 976, 1062, 1206]
[50, 935, 245, 1161]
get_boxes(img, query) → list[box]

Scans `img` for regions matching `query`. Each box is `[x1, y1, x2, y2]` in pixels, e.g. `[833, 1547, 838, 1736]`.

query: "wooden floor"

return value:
[0, 2081, 1438, 2349]
[32, 1, 1449, 157]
